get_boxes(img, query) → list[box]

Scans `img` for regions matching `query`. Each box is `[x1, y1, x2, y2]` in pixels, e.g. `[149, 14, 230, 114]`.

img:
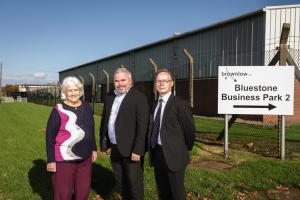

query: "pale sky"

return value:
[1, 0, 299, 85]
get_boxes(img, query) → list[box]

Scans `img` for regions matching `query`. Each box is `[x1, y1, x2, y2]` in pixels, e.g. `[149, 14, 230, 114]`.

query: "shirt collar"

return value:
[159, 91, 172, 103]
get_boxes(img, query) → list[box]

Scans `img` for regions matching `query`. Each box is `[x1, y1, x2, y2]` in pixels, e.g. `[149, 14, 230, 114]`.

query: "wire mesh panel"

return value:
[27, 85, 60, 107]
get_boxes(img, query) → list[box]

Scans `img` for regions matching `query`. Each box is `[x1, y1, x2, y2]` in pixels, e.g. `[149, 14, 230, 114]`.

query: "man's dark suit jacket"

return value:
[149, 94, 195, 171]
[100, 88, 149, 157]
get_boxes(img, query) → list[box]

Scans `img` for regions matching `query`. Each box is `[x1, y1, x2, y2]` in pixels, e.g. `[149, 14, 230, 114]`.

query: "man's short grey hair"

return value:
[114, 67, 132, 80]
[60, 76, 84, 100]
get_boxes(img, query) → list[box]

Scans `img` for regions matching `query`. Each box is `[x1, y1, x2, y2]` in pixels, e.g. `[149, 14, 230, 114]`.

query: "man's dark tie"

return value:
[151, 99, 163, 148]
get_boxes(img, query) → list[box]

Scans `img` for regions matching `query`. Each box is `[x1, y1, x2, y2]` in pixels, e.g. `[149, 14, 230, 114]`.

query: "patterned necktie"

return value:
[151, 99, 163, 148]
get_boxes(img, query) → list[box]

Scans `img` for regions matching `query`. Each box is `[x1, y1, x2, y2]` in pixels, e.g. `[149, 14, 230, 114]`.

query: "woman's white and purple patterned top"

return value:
[46, 101, 97, 163]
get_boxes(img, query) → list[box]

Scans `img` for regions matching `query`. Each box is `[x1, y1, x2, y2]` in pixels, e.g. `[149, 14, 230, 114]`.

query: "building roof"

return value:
[59, 4, 300, 73]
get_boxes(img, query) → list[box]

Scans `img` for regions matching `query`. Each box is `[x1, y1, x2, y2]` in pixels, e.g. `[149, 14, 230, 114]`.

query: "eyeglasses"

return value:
[155, 80, 172, 84]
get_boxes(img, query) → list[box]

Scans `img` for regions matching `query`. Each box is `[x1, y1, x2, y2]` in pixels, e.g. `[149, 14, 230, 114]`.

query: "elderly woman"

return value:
[46, 76, 97, 200]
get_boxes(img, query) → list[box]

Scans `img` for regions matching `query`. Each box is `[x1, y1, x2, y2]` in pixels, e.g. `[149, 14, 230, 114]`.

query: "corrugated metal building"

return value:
[59, 4, 300, 122]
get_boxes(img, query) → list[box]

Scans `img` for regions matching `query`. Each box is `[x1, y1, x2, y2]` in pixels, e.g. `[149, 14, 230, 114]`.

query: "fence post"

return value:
[267, 23, 298, 160]
[183, 48, 194, 108]
[103, 69, 110, 94]
[149, 58, 158, 100]
[268, 23, 300, 83]
[89, 73, 96, 113]
[224, 114, 229, 158]
[57, 81, 61, 104]
[54, 85, 57, 105]
[278, 25, 288, 160]
[280, 115, 285, 160]
[78, 75, 85, 101]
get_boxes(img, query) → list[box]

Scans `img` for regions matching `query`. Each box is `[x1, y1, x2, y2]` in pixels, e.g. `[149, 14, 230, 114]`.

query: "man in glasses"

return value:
[149, 68, 195, 200]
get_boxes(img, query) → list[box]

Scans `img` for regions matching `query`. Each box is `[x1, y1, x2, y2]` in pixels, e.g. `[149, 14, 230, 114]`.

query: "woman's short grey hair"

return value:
[60, 76, 84, 100]
[114, 67, 132, 80]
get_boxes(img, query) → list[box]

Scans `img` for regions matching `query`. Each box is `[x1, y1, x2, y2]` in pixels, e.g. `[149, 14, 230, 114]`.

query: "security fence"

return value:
[27, 81, 300, 160]
[27, 85, 60, 107]
[27, 36, 300, 159]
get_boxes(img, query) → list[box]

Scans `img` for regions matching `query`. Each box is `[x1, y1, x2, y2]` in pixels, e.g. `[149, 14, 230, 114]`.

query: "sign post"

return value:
[218, 66, 294, 159]
[280, 116, 285, 160]
[224, 114, 229, 158]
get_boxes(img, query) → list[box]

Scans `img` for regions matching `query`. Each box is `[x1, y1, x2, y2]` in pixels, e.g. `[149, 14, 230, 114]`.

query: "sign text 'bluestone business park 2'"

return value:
[218, 66, 294, 115]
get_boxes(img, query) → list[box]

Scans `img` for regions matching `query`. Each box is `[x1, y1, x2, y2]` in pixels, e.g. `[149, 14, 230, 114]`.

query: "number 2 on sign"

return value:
[285, 94, 290, 101]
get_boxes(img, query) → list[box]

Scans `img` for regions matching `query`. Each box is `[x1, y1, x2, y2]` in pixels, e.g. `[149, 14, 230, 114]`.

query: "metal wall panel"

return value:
[59, 4, 299, 83]
[59, 70, 75, 83]
[59, 63, 97, 84]
[97, 53, 133, 84]
[76, 63, 97, 85]
[176, 14, 265, 79]
[134, 42, 174, 82]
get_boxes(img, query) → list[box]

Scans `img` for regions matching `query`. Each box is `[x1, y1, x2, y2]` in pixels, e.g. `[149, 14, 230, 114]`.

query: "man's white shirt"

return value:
[108, 90, 129, 144]
[153, 91, 172, 145]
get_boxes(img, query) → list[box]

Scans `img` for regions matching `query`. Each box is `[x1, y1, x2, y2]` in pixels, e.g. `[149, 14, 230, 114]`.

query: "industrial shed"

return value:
[59, 4, 300, 123]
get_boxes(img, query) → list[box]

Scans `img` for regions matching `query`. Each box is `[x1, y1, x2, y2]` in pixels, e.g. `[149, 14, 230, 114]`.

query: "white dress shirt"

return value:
[108, 90, 129, 144]
[153, 91, 172, 145]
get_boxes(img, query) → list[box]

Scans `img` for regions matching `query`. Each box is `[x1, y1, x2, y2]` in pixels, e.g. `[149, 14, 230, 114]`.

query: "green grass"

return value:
[0, 103, 300, 199]
[91, 103, 104, 116]
[194, 116, 300, 142]
[91, 103, 300, 142]
[185, 160, 300, 199]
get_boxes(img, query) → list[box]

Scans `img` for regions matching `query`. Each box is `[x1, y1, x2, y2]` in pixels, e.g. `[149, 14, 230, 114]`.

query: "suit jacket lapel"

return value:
[115, 88, 133, 121]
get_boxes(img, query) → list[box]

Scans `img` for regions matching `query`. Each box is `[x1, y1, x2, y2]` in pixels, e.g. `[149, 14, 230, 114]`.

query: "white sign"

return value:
[218, 66, 294, 115]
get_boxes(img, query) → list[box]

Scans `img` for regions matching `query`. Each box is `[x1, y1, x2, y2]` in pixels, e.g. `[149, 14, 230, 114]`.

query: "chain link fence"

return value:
[27, 85, 60, 107]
